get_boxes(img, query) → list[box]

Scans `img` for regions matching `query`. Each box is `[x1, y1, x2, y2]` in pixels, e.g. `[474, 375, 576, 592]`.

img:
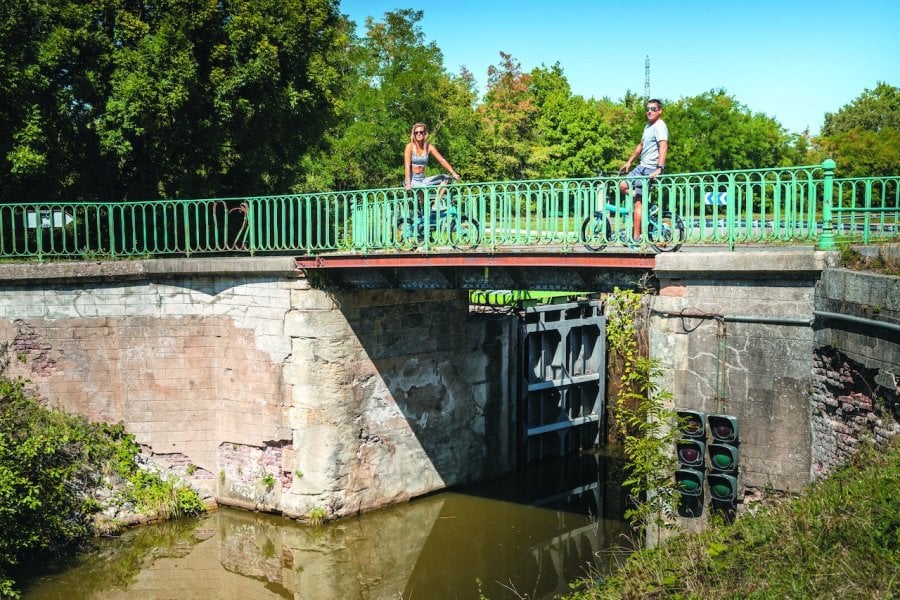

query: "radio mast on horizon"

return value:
[644, 55, 650, 99]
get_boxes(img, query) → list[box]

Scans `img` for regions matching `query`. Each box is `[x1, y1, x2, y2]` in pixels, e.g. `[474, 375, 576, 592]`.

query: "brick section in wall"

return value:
[811, 346, 899, 477]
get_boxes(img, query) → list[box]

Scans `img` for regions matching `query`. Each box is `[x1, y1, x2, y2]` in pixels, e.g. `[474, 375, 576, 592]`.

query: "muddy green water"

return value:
[20, 453, 633, 599]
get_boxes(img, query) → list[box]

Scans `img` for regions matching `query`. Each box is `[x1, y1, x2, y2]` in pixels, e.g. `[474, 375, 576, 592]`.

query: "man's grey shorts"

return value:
[625, 165, 656, 196]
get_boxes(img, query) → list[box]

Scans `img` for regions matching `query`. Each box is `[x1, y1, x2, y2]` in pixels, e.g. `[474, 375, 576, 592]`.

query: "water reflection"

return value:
[22, 452, 633, 599]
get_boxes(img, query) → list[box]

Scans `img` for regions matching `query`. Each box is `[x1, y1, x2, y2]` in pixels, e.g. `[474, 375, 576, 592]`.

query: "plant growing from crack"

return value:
[307, 507, 326, 526]
[606, 288, 681, 539]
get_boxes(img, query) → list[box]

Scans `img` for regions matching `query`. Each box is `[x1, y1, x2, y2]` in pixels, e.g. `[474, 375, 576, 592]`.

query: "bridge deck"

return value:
[295, 249, 656, 270]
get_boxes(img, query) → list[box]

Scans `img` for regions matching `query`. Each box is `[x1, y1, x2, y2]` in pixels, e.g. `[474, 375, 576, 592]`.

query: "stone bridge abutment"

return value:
[1, 250, 897, 523]
[0, 258, 515, 521]
[651, 250, 899, 523]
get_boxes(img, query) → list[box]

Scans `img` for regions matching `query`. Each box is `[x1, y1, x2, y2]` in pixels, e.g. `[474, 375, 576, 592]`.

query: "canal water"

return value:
[20, 452, 634, 599]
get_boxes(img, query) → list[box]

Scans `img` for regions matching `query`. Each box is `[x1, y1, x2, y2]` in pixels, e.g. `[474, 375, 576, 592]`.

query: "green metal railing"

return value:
[1, 160, 897, 260]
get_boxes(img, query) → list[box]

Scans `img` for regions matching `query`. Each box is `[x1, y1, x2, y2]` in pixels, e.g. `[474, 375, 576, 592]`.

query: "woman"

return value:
[404, 122, 460, 205]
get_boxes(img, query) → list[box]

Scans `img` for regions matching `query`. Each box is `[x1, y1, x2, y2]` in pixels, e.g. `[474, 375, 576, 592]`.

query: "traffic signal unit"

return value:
[675, 410, 707, 517]
[707, 414, 740, 506]
[674, 411, 741, 518]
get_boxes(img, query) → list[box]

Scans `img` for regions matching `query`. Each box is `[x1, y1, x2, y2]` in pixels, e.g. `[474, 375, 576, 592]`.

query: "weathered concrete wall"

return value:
[6, 252, 896, 525]
[280, 284, 515, 518]
[0, 258, 515, 521]
[651, 251, 837, 495]
[810, 269, 900, 477]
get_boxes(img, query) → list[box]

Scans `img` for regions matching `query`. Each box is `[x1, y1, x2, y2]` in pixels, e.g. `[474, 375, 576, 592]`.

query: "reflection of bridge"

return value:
[1, 160, 897, 262]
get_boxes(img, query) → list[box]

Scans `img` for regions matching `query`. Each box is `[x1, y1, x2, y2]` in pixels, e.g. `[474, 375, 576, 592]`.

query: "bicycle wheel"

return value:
[451, 217, 480, 250]
[581, 214, 610, 251]
[650, 212, 684, 252]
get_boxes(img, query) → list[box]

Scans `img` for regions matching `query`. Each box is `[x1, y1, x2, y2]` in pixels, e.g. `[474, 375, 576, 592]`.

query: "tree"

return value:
[818, 82, 900, 177]
[472, 52, 538, 181]
[0, 0, 351, 202]
[528, 64, 636, 179]
[661, 90, 796, 173]
[822, 82, 899, 137]
[298, 9, 478, 191]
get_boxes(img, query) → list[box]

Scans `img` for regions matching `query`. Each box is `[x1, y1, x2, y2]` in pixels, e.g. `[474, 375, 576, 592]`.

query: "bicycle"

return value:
[580, 174, 684, 252]
[395, 174, 480, 250]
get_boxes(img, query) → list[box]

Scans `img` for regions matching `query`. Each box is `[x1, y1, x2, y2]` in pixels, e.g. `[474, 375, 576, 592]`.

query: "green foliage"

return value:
[528, 64, 635, 179]
[566, 440, 900, 599]
[619, 357, 680, 536]
[662, 90, 800, 172]
[0, 377, 95, 593]
[822, 82, 899, 136]
[307, 506, 326, 526]
[3, 3, 890, 203]
[298, 8, 477, 192]
[0, 0, 350, 201]
[0, 376, 204, 596]
[818, 82, 900, 177]
[605, 289, 680, 537]
[126, 469, 205, 520]
[472, 52, 539, 181]
[838, 244, 900, 276]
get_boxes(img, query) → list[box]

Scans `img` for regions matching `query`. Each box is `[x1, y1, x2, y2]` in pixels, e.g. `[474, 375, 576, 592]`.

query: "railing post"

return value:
[818, 159, 837, 250]
[245, 200, 255, 255]
[727, 176, 736, 251]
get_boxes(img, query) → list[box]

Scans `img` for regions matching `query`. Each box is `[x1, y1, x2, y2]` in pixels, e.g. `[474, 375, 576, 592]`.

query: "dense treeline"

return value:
[1, 2, 897, 203]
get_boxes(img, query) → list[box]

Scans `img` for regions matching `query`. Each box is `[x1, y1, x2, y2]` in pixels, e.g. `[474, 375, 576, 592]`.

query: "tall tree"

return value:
[528, 63, 636, 179]
[818, 82, 900, 177]
[472, 52, 537, 181]
[298, 8, 477, 191]
[0, 0, 351, 202]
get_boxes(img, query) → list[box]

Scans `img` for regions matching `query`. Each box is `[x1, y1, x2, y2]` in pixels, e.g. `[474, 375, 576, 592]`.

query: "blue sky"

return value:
[339, 0, 899, 135]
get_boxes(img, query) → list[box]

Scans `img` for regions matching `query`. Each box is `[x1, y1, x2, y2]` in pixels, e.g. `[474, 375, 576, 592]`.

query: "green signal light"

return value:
[679, 479, 701, 492]
[708, 443, 738, 474]
[711, 482, 732, 499]
[713, 453, 733, 469]
[675, 468, 704, 497]
[708, 473, 738, 503]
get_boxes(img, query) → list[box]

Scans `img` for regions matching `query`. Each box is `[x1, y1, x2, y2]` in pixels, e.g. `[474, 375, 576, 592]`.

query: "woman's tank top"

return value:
[411, 144, 429, 168]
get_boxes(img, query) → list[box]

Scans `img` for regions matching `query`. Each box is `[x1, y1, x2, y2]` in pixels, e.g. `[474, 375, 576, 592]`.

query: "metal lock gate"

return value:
[519, 300, 606, 465]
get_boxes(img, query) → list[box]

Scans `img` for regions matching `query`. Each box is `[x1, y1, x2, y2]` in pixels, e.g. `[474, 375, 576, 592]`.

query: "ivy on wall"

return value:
[605, 288, 681, 537]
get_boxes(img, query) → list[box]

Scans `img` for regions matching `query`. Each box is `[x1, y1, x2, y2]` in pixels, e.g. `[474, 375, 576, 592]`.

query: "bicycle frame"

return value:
[582, 199, 683, 252]
[394, 180, 479, 250]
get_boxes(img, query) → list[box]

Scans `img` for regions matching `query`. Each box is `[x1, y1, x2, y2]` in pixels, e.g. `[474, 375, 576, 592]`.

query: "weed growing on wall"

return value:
[307, 507, 326, 526]
[605, 288, 680, 538]
[839, 243, 900, 275]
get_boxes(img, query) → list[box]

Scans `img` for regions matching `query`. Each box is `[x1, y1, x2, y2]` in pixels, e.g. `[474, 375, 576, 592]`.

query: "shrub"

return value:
[0, 376, 204, 597]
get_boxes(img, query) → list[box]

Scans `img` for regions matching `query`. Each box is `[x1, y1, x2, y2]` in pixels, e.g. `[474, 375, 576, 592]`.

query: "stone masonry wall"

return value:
[0, 261, 296, 500]
[0, 259, 515, 520]
[810, 269, 900, 477]
[650, 251, 834, 497]
[276, 283, 514, 519]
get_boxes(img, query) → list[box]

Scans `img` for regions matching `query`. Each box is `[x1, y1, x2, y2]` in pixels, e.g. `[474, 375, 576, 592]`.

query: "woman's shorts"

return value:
[410, 174, 449, 187]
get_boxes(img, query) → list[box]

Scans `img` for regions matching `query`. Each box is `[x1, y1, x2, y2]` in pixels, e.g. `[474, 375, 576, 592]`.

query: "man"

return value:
[620, 99, 668, 241]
